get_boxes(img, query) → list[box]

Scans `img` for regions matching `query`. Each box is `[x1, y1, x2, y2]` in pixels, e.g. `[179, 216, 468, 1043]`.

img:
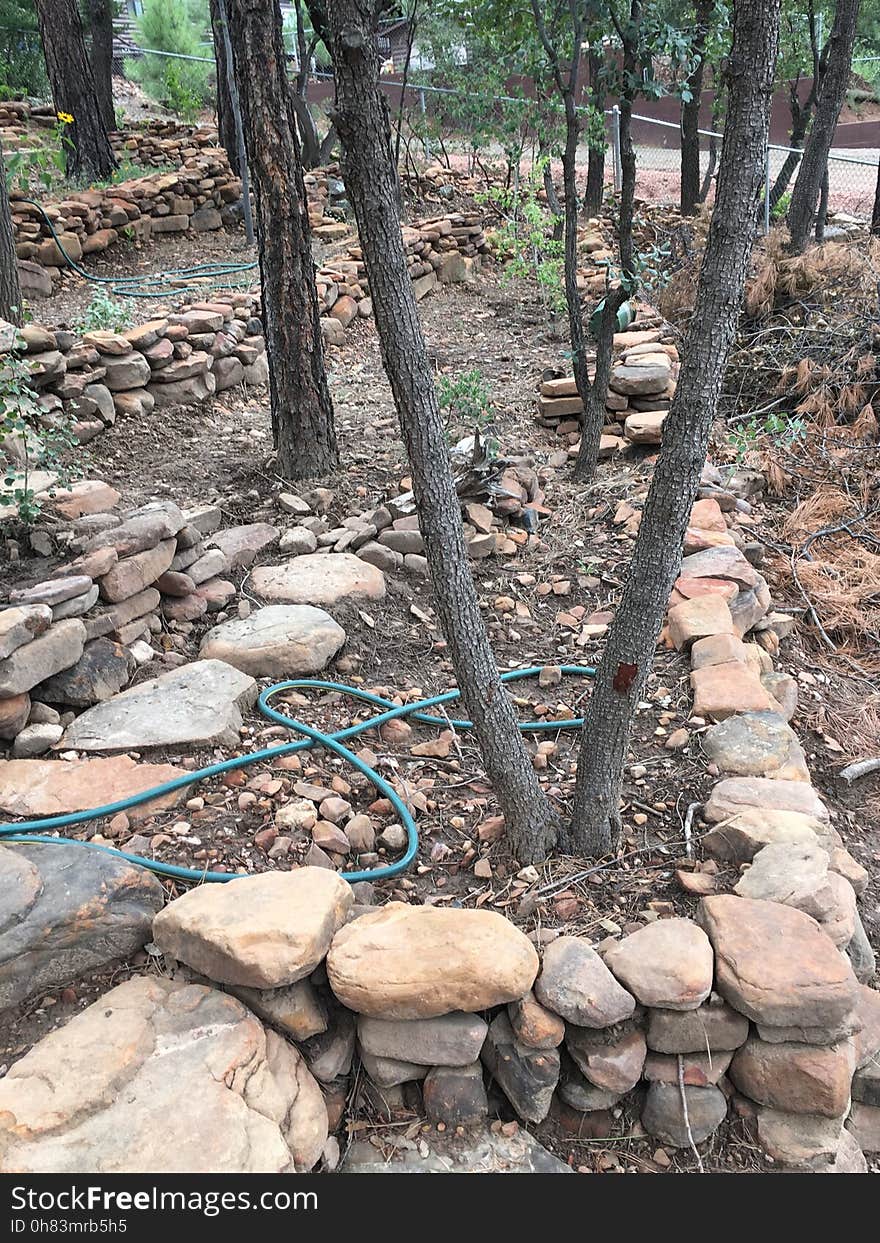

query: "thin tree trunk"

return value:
[680, 0, 711, 216]
[871, 154, 880, 234]
[771, 4, 825, 208]
[35, 0, 117, 181]
[0, 139, 21, 324]
[87, 0, 115, 133]
[787, 0, 861, 254]
[226, 0, 337, 480]
[584, 48, 605, 216]
[815, 164, 829, 239]
[617, 2, 640, 276]
[698, 76, 725, 202]
[210, 0, 240, 176]
[566, 0, 781, 857]
[325, 0, 559, 863]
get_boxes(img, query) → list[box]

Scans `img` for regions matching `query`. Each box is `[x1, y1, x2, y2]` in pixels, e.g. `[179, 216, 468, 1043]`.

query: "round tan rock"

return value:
[533, 936, 635, 1027]
[251, 553, 386, 606]
[603, 918, 714, 1010]
[326, 902, 539, 1019]
[152, 867, 353, 988]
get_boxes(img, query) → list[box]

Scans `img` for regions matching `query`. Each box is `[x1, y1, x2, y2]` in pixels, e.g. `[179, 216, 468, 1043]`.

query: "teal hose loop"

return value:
[0, 663, 596, 887]
[21, 198, 258, 299]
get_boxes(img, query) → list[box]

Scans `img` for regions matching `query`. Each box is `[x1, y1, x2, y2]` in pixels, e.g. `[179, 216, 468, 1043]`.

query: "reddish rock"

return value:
[643, 1049, 733, 1086]
[697, 895, 859, 1033]
[730, 1036, 855, 1117]
[667, 596, 735, 651]
[507, 990, 565, 1049]
[565, 1026, 647, 1093]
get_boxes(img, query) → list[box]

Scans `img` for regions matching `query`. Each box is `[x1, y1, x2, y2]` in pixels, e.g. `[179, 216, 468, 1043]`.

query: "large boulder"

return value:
[326, 903, 539, 1019]
[0, 976, 328, 1172]
[153, 867, 353, 988]
[252, 553, 386, 607]
[0, 754, 192, 821]
[697, 895, 859, 1035]
[199, 605, 345, 678]
[0, 843, 163, 1011]
[61, 659, 257, 752]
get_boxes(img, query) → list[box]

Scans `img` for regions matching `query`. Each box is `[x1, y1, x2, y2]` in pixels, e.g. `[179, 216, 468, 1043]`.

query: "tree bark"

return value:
[871, 154, 880, 235]
[226, 0, 338, 480]
[325, 0, 559, 864]
[0, 139, 21, 324]
[566, 0, 781, 857]
[617, 1, 640, 276]
[770, 3, 825, 208]
[210, 0, 240, 176]
[87, 0, 115, 133]
[787, 0, 861, 254]
[680, 0, 712, 216]
[35, 0, 117, 182]
[583, 48, 605, 216]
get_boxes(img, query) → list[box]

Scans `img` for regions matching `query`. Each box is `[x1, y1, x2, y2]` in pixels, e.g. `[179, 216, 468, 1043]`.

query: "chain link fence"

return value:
[621, 111, 878, 224]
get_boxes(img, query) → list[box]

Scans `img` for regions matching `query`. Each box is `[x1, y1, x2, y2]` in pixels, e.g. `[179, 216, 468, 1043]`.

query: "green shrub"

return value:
[72, 290, 133, 334]
[127, 0, 212, 119]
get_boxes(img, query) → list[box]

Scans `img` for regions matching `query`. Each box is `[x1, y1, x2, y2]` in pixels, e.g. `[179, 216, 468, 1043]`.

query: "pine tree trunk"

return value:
[583, 49, 605, 216]
[87, 0, 115, 134]
[34, 0, 117, 182]
[0, 140, 21, 324]
[325, 0, 559, 863]
[680, 0, 711, 216]
[226, 0, 338, 480]
[787, 0, 861, 254]
[566, 0, 782, 858]
[210, 0, 240, 176]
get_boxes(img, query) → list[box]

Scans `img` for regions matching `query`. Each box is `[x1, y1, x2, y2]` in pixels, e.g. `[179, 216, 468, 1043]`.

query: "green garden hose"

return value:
[0, 666, 596, 886]
[21, 197, 258, 300]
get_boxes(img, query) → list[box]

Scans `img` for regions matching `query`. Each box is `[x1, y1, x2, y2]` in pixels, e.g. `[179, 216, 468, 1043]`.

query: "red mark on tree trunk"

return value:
[612, 662, 638, 694]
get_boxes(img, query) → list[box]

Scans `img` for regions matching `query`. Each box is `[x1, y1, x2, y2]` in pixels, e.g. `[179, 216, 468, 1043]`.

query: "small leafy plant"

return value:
[437, 368, 494, 433]
[72, 290, 133, 334]
[0, 342, 76, 526]
[726, 411, 806, 460]
[3, 112, 73, 192]
[480, 159, 566, 324]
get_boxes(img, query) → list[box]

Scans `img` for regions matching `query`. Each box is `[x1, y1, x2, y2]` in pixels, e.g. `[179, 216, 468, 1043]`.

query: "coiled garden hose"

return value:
[0, 666, 596, 886]
[20, 197, 258, 299]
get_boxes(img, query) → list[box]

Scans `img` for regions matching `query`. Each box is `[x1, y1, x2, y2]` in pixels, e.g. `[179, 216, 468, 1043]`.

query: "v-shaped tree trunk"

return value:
[325, 0, 559, 864]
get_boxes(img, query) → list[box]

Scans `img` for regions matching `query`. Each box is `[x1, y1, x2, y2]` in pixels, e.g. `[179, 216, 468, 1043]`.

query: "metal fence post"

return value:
[611, 105, 622, 194]
[764, 145, 771, 235]
[419, 87, 430, 160]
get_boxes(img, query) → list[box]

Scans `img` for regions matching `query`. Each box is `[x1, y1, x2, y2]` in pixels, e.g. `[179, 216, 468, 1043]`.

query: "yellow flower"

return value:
[57, 111, 73, 125]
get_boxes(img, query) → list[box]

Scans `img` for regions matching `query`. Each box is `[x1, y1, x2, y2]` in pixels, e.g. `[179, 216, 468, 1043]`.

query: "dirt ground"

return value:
[2, 218, 878, 1175]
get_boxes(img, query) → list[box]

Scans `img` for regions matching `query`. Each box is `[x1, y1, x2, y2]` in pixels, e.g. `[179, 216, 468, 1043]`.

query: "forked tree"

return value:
[34, 0, 117, 181]
[324, 0, 560, 863]
[565, 0, 782, 857]
[209, 0, 240, 175]
[787, 0, 862, 254]
[226, 0, 338, 480]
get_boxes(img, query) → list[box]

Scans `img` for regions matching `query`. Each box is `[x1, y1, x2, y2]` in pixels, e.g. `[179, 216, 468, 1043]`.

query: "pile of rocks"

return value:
[0, 492, 244, 750]
[316, 211, 486, 341]
[10, 154, 243, 298]
[0, 858, 874, 1173]
[0, 295, 267, 469]
[538, 318, 679, 456]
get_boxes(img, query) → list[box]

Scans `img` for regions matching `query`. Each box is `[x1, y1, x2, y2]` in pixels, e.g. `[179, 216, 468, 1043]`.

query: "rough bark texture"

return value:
[583, 49, 605, 216]
[0, 140, 21, 324]
[210, 0, 240, 176]
[326, 0, 558, 863]
[87, 0, 115, 133]
[35, 0, 117, 182]
[770, 8, 826, 209]
[787, 0, 861, 254]
[226, 0, 337, 480]
[680, 0, 712, 216]
[617, 2, 639, 276]
[566, 0, 781, 857]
